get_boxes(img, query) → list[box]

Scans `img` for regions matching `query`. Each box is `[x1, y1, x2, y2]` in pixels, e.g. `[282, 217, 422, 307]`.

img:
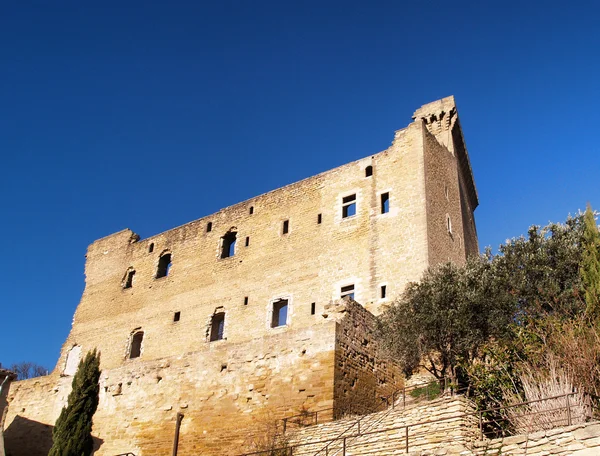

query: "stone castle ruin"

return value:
[4, 96, 478, 455]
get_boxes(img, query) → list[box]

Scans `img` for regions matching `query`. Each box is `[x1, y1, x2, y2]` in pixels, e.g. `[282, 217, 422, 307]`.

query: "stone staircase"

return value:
[285, 396, 478, 455]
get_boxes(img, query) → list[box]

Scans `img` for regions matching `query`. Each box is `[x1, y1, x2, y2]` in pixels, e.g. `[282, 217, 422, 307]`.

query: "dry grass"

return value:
[501, 358, 592, 434]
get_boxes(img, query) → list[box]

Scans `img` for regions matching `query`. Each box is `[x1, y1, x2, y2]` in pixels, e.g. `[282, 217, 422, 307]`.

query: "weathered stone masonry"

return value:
[5, 96, 479, 456]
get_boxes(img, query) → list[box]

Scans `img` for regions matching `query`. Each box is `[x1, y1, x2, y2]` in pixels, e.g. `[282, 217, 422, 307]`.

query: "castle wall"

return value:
[332, 300, 403, 418]
[6, 323, 338, 456]
[5, 97, 479, 456]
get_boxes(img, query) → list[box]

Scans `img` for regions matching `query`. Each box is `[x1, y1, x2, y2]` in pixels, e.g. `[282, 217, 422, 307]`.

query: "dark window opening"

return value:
[244, 296, 249, 305]
[221, 231, 237, 258]
[245, 236, 250, 247]
[148, 243, 154, 253]
[156, 253, 172, 278]
[249, 206, 254, 215]
[129, 331, 144, 359]
[271, 299, 288, 327]
[365, 166, 373, 177]
[124, 269, 135, 289]
[311, 302, 316, 315]
[317, 213, 322, 224]
[381, 285, 387, 299]
[206, 222, 213, 233]
[282, 220, 289, 234]
[174, 311, 181, 322]
[341, 284, 355, 300]
[342, 194, 356, 218]
[210, 313, 225, 341]
[381, 192, 390, 214]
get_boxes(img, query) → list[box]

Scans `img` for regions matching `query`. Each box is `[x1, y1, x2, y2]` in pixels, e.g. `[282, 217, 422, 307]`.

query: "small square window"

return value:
[271, 299, 288, 327]
[381, 192, 390, 214]
[173, 311, 181, 322]
[342, 194, 356, 218]
[341, 284, 355, 300]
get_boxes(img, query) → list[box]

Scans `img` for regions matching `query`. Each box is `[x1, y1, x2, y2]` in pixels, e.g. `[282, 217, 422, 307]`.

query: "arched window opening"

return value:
[123, 268, 135, 289]
[210, 313, 225, 341]
[221, 231, 237, 258]
[130, 331, 144, 359]
[365, 166, 373, 177]
[156, 253, 172, 278]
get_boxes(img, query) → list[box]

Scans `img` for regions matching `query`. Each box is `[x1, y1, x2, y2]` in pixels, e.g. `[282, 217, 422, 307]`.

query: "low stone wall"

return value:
[473, 422, 600, 455]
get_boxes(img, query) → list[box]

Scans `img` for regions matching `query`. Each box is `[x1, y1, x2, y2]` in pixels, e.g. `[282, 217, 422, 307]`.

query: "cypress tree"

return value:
[49, 349, 101, 456]
[581, 204, 600, 318]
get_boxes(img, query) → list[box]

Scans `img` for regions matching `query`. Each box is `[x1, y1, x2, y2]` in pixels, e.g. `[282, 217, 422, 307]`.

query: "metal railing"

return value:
[239, 392, 595, 456]
[281, 377, 448, 434]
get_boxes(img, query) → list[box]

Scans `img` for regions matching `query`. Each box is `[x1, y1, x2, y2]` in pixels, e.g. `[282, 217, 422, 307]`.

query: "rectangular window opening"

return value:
[341, 284, 355, 300]
[381, 285, 387, 299]
[317, 213, 322, 224]
[271, 299, 288, 327]
[342, 194, 356, 218]
[124, 269, 135, 289]
[245, 236, 250, 247]
[282, 220, 289, 234]
[174, 311, 181, 322]
[210, 313, 225, 341]
[244, 296, 249, 305]
[381, 192, 390, 214]
[310, 302, 316, 315]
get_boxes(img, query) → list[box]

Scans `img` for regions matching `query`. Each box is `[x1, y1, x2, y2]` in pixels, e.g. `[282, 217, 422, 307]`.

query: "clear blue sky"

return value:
[2, 1, 599, 370]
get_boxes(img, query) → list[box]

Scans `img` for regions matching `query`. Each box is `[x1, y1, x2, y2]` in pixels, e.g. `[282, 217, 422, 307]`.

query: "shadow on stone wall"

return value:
[4, 415, 103, 456]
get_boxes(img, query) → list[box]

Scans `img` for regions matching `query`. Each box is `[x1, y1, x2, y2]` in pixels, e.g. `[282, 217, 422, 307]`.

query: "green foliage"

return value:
[492, 216, 586, 319]
[49, 349, 101, 456]
[409, 381, 441, 400]
[581, 205, 600, 318]
[377, 256, 514, 382]
[378, 211, 594, 414]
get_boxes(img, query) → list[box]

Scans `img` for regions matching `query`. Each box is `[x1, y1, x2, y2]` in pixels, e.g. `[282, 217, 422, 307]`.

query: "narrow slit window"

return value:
[249, 206, 254, 215]
[282, 220, 289, 234]
[221, 231, 237, 258]
[148, 243, 154, 253]
[381, 192, 390, 214]
[342, 194, 356, 218]
[244, 296, 249, 305]
[206, 222, 213, 233]
[317, 213, 322, 224]
[381, 285, 387, 299]
[341, 284, 355, 300]
[447, 215, 452, 234]
[365, 166, 373, 177]
[156, 253, 172, 278]
[173, 311, 181, 322]
[271, 299, 288, 327]
[210, 313, 225, 341]
[310, 302, 316, 315]
[245, 236, 250, 247]
[124, 269, 135, 289]
[129, 331, 144, 359]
